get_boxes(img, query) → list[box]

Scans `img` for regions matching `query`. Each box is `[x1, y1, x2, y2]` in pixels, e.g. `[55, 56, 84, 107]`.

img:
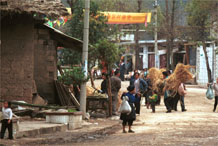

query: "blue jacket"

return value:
[124, 92, 135, 104]
[139, 78, 148, 93]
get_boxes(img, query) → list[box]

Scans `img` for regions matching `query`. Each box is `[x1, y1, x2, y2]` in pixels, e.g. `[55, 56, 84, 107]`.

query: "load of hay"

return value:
[87, 86, 96, 96]
[86, 86, 107, 98]
[87, 85, 122, 109]
[164, 63, 193, 96]
[147, 68, 164, 85]
[147, 68, 166, 94]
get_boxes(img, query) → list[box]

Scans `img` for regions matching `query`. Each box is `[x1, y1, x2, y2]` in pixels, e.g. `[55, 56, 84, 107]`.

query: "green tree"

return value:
[65, 0, 111, 44]
[59, 0, 120, 82]
[186, 0, 217, 82]
[94, 39, 120, 71]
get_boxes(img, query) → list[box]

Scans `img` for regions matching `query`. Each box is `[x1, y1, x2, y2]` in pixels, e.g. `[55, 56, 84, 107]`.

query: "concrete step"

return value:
[15, 121, 67, 138]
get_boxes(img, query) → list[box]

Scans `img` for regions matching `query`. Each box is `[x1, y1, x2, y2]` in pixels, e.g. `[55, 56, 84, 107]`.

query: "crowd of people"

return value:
[107, 63, 218, 134]
[101, 67, 190, 133]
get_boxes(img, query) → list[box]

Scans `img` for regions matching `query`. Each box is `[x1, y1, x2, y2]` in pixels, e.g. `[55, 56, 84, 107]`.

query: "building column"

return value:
[143, 46, 148, 69]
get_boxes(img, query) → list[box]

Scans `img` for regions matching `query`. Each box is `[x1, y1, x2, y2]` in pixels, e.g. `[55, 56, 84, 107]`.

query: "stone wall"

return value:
[1, 14, 34, 103]
[33, 25, 57, 103]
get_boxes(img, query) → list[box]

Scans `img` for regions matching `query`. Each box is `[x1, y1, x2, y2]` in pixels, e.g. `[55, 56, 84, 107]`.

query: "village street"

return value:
[1, 80, 218, 146]
[71, 81, 218, 146]
[1, 0, 217, 146]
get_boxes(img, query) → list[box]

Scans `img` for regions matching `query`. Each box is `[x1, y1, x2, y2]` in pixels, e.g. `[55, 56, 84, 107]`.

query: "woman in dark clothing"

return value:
[120, 85, 136, 133]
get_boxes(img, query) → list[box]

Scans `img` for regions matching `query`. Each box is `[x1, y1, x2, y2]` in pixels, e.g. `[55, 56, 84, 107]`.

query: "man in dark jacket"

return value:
[111, 70, 121, 115]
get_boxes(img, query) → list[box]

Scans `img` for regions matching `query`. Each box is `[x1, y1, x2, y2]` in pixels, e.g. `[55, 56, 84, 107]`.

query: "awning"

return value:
[44, 24, 83, 52]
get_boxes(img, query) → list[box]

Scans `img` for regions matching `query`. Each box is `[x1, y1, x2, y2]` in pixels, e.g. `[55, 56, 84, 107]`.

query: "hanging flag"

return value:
[64, 17, 68, 23]
[101, 12, 151, 24]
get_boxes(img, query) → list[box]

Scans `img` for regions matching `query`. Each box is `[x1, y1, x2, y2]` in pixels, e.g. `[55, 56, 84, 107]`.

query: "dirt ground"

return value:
[1, 81, 218, 146]
[69, 86, 218, 146]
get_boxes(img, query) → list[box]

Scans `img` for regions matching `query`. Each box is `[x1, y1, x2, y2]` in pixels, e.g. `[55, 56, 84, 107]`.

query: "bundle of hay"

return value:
[164, 63, 193, 96]
[147, 68, 163, 85]
[86, 86, 95, 96]
[153, 79, 165, 95]
[147, 68, 166, 94]
[159, 68, 167, 77]
[86, 86, 108, 99]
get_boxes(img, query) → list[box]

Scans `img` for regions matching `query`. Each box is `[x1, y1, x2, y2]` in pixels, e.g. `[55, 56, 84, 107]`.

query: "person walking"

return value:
[120, 85, 136, 133]
[163, 71, 172, 113]
[1, 101, 13, 140]
[130, 70, 138, 85]
[149, 91, 158, 113]
[209, 78, 218, 112]
[130, 72, 148, 114]
[144, 74, 152, 108]
[172, 93, 180, 111]
[111, 70, 121, 115]
[178, 83, 187, 112]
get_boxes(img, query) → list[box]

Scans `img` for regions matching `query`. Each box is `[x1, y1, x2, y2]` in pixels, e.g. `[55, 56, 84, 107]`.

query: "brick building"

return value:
[0, 0, 82, 103]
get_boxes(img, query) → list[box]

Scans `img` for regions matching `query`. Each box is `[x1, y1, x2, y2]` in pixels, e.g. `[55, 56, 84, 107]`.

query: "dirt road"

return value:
[1, 81, 218, 146]
[70, 84, 218, 146]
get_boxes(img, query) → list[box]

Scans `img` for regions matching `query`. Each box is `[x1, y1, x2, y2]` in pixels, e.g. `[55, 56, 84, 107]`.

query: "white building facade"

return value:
[196, 43, 218, 86]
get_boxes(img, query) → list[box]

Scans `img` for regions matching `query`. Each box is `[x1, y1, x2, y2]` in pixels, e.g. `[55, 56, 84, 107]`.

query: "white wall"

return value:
[215, 48, 218, 80]
[196, 44, 217, 86]
[143, 46, 148, 69]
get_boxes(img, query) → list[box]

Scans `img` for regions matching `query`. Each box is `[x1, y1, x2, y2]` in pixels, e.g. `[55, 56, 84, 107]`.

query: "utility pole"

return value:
[212, 42, 215, 82]
[80, 0, 90, 118]
[154, 0, 159, 68]
[165, 0, 170, 70]
[135, 0, 142, 70]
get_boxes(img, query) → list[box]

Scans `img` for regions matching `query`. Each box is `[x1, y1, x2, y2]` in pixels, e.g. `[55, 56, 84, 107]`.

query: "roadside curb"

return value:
[15, 124, 68, 138]
[15, 120, 121, 141]
[18, 121, 121, 145]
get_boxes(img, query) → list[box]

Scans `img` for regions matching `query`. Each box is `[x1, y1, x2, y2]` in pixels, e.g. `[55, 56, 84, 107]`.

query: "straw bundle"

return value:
[147, 68, 166, 94]
[87, 85, 122, 109]
[153, 79, 165, 95]
[86, 86, 101, 96]
[86, 86, 95, 96]
[147, 68, 163, 85]
[164, 63, 193, 95]
[159, 68, 167, 77]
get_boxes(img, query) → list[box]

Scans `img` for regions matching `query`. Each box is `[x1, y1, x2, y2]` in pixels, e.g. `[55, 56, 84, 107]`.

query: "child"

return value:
[149, 91, 158, 113]
[120, 85, 136, 133]
[1, 101, 13, 140]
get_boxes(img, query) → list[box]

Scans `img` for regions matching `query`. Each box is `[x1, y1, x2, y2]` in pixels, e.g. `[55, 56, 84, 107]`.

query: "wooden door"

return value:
[159, 54, 167, 69]
[148, 54, 155, 69]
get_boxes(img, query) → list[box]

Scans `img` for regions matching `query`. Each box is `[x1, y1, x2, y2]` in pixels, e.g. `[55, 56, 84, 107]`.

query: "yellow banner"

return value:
[102, 12, 151, 24]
